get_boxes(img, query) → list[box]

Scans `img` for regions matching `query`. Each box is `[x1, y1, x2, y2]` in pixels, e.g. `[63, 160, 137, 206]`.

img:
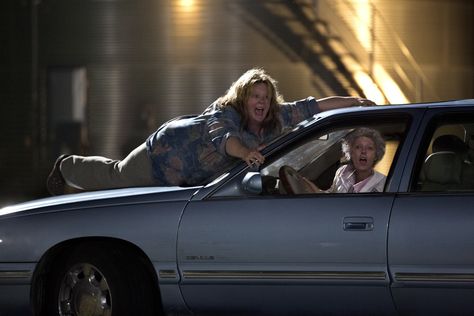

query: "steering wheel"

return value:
[278, 165, 318, 195]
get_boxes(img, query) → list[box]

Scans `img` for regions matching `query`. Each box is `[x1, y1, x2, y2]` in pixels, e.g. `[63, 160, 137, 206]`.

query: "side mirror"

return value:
[242, 172, 262, 194]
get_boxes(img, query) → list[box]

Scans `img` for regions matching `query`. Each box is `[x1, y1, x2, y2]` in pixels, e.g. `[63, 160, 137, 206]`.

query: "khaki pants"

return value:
[60, 143, 155, 190]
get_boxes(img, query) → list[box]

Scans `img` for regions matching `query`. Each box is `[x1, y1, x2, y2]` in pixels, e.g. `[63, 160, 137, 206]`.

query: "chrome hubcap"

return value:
[58, 263, 112, 316]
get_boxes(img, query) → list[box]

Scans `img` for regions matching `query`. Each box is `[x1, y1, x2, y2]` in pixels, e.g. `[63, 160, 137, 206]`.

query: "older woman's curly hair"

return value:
[217, 68, 285, 133]
[342, 127, 386, 163]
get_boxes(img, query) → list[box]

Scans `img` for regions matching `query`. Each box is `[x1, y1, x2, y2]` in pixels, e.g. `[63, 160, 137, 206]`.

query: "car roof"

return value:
[347, 98, 474, 110]
[423, 99, 474, 106]
[291, 98, 474, 132]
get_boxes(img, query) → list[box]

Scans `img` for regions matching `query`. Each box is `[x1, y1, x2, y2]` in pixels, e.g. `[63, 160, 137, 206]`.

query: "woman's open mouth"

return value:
[255, 108, 265, 118]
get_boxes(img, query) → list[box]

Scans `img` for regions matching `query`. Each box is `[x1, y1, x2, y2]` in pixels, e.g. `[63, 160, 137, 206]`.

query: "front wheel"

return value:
[41, 242, 160, 316]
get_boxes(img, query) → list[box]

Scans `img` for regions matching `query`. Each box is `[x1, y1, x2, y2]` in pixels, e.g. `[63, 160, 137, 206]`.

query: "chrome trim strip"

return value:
[395, 273, 474, 282]
[159, 270, 178, 279]
[0, 270, 32, 279]
[183, 271, 386, 281]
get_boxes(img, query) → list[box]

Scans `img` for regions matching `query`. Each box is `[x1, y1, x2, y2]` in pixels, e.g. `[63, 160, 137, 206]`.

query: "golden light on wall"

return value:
[353, 65, 410, 105]
[373, 64, 409, 104]
[341, 53, 409, 104]
[347, 0, 410, 104]
[341, 54, 386, 104]
[353, 70, 386, 105]
[352, 0, 373, 51]
[178, 0, 195, 13]
[171, 0, 202, 46]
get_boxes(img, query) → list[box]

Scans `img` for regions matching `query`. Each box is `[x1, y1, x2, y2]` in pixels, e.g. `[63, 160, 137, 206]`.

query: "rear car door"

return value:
[177, 110, 415, 315]
[389, 106, 474, 315]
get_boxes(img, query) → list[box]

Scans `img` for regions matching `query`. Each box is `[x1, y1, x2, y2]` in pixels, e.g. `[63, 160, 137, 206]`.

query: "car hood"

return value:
[0, 186, 200, 218]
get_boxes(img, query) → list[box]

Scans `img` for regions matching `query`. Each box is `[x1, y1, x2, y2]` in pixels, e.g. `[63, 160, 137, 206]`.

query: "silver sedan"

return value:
[1, 99, 474, 316]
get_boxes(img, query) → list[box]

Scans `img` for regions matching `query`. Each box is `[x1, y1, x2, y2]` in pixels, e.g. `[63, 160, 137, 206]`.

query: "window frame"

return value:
[210, 111, 413, 199]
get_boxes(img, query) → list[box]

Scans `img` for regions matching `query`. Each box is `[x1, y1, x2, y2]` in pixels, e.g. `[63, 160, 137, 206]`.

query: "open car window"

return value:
[259, 121, 407, 195]
[211, 114, 410, 198]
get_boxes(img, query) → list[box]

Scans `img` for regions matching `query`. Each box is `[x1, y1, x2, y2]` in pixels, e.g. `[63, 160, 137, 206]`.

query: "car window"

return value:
[260, 121, 407, 195]
[414, 115, 474, 192]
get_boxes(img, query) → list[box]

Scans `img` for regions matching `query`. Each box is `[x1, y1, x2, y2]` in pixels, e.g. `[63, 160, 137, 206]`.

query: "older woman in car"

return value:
[280, 127, 386, 193]
[328, 127, 386, 193]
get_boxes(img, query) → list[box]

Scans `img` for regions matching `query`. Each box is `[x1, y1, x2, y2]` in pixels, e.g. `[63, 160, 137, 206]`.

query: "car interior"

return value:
[417, 122, 474, 192]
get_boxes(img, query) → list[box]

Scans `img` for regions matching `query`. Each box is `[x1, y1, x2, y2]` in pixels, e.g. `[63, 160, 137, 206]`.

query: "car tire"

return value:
[41, 242, 160, 316]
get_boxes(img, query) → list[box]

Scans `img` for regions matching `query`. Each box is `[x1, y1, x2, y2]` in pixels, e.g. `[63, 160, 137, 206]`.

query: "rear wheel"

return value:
[42, 242, 159, 316]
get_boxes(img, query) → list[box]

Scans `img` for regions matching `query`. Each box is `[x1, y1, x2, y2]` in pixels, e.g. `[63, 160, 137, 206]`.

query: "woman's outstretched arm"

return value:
[317, 96, 376, 111]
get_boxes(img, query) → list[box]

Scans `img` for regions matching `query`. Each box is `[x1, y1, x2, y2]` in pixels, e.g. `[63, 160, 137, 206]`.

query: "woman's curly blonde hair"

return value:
[217, 68, 285, 133]
[342, 127, 386, 163]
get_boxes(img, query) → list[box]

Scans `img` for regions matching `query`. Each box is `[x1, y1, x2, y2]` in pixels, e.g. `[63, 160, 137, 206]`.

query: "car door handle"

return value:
[343, 217, 374, 231]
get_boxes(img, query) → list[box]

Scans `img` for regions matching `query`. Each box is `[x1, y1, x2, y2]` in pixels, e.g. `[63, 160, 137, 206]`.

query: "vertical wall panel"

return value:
[39, 0, 320, 159]
[0, 0, 38, 202]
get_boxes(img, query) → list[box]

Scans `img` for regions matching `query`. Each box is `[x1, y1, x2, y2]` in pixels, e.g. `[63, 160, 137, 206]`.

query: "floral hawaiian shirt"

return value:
[146, 97, 320, 186]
